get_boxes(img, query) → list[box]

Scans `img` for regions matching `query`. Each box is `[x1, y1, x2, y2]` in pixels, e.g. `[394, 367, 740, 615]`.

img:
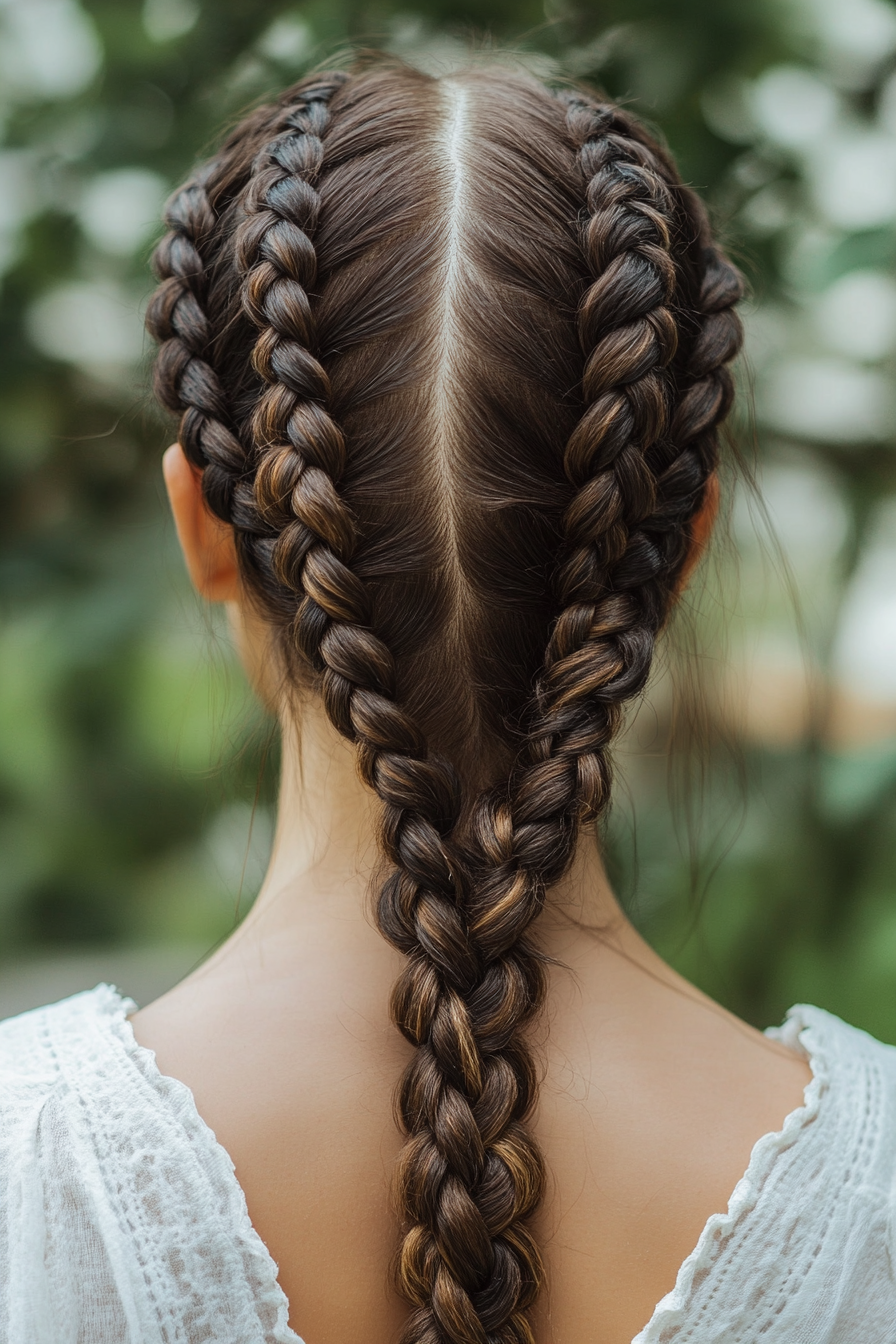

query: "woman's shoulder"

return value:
[0, 982, 296, 1344]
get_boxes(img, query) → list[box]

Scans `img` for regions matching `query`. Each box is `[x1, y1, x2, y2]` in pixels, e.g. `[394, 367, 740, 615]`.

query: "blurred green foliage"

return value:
[2, 0, 896, 1037]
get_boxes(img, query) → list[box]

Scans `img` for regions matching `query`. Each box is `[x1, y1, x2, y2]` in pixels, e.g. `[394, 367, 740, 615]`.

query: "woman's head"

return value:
[147, 59, 742, 1344]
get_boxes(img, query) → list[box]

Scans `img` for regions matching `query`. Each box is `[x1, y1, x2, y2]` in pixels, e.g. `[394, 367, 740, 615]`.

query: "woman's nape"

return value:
[133, 60, 812, 1344]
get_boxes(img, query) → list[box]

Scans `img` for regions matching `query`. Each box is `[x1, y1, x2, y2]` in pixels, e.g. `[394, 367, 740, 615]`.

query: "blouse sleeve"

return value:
[0, 996, 152, 1343]
[0, 986, 297, 1344]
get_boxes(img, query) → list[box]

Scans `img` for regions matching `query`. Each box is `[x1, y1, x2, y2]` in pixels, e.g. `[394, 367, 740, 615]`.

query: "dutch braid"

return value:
[145, 163, 247, 524]
[465, 92, 745, 1185]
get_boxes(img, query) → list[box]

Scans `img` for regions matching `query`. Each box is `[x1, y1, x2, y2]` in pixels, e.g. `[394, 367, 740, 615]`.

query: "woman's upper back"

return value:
[3, 966, 895, 1344]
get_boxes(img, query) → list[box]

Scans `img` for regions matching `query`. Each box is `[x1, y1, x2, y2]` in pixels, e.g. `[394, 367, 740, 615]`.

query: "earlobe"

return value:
[163, 443, 241, 603]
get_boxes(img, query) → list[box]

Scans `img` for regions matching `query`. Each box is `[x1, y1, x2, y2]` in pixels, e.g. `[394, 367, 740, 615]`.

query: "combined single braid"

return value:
[147, 64, 744, 1344]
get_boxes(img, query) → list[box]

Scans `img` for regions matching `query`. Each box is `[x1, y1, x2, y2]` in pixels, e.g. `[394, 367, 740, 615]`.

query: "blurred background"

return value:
[2, 0, 896, 1037]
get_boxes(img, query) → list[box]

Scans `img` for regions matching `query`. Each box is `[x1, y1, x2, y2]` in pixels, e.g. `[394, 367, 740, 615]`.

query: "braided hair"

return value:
[147, 61, 743, 1344]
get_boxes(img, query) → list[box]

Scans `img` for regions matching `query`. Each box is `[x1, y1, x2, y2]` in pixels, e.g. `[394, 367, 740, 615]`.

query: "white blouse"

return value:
[0, 984, 895, 1343]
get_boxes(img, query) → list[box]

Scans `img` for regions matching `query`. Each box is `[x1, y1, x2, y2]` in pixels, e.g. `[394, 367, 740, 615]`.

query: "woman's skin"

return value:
[132, 445, 811, 1344]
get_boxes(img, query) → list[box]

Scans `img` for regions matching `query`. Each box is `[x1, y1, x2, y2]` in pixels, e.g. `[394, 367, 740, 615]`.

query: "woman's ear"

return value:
[676, 471, 720, 594]
[163, 443, 240, 603]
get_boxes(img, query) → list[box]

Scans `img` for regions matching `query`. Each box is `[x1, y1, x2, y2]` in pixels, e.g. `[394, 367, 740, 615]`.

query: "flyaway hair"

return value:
[146, 59, 743, 1344]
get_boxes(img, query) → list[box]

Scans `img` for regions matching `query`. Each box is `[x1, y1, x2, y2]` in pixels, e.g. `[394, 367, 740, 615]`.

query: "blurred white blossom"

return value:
[754, 461, 850, 573]
[879, 68, 896, 135]
[740, 183, 794, 236]
[700, 76, 756, 144]
[256, 17, 312, 65]
[0, 0, 101, 101]
[794, 0, 896, 88]
[77, 168, 168, 256]
[760, 357, 896, 442]
[751, 65, 839, 148]
[26, 281, 145, 370]
[142, 0, 199, 43]
[0, 150, 36, 275]
[814, 270, 896, 361]
[781, 225, 842, 290]
[808, 127, 896, 229]
[384, 14, 476, 75]
[833, 499, 896, 699]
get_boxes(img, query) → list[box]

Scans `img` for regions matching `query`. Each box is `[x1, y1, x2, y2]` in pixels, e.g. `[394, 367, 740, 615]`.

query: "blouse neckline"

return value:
[632, 1005, 826, 1341]
[97, 985, 825, 1344]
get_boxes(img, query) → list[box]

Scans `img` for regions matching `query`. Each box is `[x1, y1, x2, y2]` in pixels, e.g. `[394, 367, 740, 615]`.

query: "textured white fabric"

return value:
[0, 986, 895, 1343]
[0, 985, 297, 1344]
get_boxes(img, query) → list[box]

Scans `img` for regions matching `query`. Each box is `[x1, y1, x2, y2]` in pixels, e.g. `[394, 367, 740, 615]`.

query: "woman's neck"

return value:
[207, 693, 646, 980]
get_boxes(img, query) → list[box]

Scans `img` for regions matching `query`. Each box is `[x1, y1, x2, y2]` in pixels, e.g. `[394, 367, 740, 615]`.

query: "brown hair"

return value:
[147, 58, 742, 1344]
